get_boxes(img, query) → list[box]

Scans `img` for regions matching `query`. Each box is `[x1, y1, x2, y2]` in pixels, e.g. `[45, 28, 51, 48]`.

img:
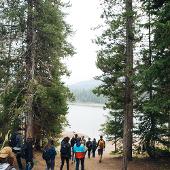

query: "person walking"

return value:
[42, 139, 56, 170]
[42, 141, 51, 170]
[97, 136, 105, 163]
[92, 138, 97, 158]
[73, 138, 86, 170]
[24, 138, 34, 170]
[10, 128, 23, 170]
[60, 137, 71, 170]
[86, 138, 92, 159]
[81, 136, 86, 146]
[70, 134, 78, 163]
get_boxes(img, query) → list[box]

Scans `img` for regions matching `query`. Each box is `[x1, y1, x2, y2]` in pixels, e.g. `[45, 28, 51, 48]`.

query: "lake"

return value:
[65, 103, 107, 139]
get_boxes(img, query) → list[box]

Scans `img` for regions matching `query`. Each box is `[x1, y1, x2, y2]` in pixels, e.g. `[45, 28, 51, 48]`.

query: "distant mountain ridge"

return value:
[69, 80, 106, 104]
[69, 79, 101, 90]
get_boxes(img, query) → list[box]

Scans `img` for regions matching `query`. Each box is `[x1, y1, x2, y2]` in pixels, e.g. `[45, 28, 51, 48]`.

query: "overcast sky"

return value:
[63, 0, 102, 85]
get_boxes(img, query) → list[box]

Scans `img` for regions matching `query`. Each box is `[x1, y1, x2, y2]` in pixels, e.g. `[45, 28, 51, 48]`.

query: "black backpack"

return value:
[70, 138, 76, 147]
[87, 141, 92, 149]
[20, 144, 26, 159]
[42, 149, 50, 160]
[9, 133, 17, 148]
[60, 142, 68, 155]
[92, 141, 97, 148]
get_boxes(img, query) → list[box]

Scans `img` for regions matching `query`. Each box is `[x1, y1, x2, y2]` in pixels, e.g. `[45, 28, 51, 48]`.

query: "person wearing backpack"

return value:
[49, 139, 56, 170]
[10, 129, 23, 170]
[86, 138, 92, 159]
[81, 136, 86, 146]
[0, 146, 16, 170]
[42, 139, 56, 170]
[42, 142, 51, 170]
[73, 138, 86, 170]
[97, 136, 105, 163]
[70, 134, 78, 164]
[60, 137, 71, 170]
[92, 138, 97, 158]
[24, 138, 34, 170]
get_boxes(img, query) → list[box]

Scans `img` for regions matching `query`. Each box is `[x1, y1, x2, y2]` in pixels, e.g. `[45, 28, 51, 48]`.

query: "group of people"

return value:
[0, 129, 34, 170]
[42, 134, 105, 170]
[57, 134, 106, 170]
[0, 130, 105, 170]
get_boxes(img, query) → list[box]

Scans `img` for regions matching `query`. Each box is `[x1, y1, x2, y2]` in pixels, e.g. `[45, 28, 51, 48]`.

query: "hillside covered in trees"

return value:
[69, 80, 106, 104]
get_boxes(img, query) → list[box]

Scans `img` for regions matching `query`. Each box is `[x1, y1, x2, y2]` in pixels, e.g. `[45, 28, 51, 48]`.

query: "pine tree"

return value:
[122, 0, 134, 169]
[94, 0, 128, 155]
[135, 0, 170, 157]
[0, 0, 74, 142]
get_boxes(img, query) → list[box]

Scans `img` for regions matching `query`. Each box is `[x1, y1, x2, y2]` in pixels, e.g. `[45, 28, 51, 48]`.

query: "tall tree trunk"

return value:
[122, 0, 133, 169]
[25, 0, 36, 140]
[114, 135, 117, 152]
[168, 112, 170, 149]
[115, 116, 117, 152]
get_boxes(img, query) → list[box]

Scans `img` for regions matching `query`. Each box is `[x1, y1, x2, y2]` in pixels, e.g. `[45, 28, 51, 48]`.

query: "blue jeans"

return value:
[50, 159, 55, 170]
[76, 158, 84, 170]
[16, 153, 23, 170]
[25, 162, 33, 170]
[46, 159, 55, 170]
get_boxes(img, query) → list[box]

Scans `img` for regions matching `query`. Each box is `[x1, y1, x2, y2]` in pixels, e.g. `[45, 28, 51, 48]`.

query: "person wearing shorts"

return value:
[97, 136, 105, 163]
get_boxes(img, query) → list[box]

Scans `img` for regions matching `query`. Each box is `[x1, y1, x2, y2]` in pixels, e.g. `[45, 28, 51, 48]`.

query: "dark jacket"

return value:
[92, 140, 97, 150]
[86, 141, 92, 150]
[60, 141, 71, 158]
[70, 137, 78, 147]
[49, 146, 57, 160]
[24, 141, 33, 162]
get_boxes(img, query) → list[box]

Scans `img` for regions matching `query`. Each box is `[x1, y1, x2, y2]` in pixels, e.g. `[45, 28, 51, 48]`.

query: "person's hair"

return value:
[17, 127, 22, 132]
[75, 134, 78, 138]
[64, 137, 70, 143]
[77, 137, 81, 142]
[50, 139, 54, 145]
[100, 135, 103, 139]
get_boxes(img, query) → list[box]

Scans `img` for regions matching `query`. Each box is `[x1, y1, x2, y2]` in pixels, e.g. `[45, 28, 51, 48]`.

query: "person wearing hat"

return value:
[0, 146, 16, 170]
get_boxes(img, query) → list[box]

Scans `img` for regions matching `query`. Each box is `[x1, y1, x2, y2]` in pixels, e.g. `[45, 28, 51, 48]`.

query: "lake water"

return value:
[65, 104, 107, 139]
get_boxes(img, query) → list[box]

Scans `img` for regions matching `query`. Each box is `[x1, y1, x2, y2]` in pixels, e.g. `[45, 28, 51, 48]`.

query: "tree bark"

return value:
[115, 116, 117, 152]
[168, 113, 170, 149]
[122, 0, 134, 169]
[25, 0, 36, 140]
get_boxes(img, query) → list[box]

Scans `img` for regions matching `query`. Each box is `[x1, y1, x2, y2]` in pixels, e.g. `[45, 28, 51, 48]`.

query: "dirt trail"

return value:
[34, 143, 170, 170]
[33, 151, 169, 170]
[33, 151, 119, 170]
[15, 142, 170, 170]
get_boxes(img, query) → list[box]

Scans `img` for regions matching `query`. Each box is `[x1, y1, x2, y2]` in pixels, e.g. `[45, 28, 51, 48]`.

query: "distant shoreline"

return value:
[68, 102, 104, 108]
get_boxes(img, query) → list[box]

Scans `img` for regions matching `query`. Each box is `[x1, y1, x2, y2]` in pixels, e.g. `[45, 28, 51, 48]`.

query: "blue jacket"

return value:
[73, 143, 86, 159]
[48, 146, 56, 160]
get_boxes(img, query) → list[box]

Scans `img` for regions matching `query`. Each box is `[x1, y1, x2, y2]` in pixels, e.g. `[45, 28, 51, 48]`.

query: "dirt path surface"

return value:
[33, 151, 170, 170]
[14, 142, 170, 169]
